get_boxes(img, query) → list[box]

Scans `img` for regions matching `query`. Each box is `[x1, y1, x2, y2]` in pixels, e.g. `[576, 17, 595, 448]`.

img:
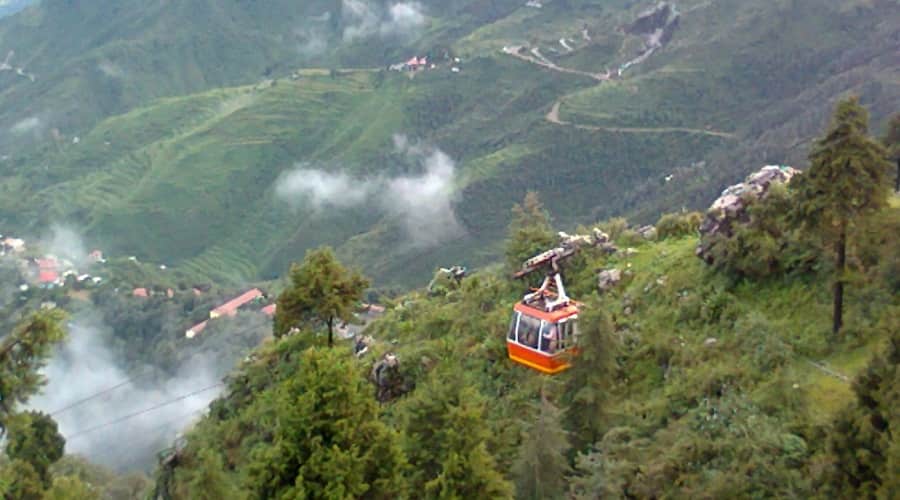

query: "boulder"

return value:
[697, 165, 798, 264]
[559, 228, 610, 248]
[637, 225, 658, 240]
[370, 353, 410, 402]
[598, 268, 622, 292]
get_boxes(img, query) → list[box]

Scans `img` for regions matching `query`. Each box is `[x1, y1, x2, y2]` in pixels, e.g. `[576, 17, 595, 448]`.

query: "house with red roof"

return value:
[261, 303, 277, 317]
[133, 288, 149, 298]
[35, 257, 60, 285]
[210, 288, 264, 319]
[185, 320, 208, 339]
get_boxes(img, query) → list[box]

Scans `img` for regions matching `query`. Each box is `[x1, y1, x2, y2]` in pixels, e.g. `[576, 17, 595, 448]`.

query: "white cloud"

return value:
[42, 224, 88, 267]
[384, 148, 463, 247]
[29, 315, 223, 471]
[275, 135, 463, 247]
[275, 165, 373, 210]
[97, 60, 125, 79]
[10, 116, 41, 135]
[342, 1, 426, 42]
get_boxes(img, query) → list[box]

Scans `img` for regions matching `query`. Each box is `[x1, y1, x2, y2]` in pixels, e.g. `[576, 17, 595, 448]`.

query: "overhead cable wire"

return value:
[65, 382, 224, 441]
[46, 322, 267, 416]
[49, 368, 155, 416]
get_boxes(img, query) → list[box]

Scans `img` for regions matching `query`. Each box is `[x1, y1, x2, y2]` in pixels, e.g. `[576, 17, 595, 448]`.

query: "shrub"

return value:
[656, 211, 702, 240]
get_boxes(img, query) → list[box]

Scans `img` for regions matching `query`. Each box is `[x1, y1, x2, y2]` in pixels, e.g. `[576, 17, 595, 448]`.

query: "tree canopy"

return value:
[274, 246, 369, 346]
[792, 96, 892, 335]
[0, 311, 66, 434]
[506, 192, 556, 275]
[246, 347, 407, 499]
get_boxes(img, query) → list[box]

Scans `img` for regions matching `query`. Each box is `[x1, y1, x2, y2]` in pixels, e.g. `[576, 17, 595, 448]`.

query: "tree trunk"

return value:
[327, 317, 334, 347]
[895, 158, 899, 192]
[833, 227, 846, 336]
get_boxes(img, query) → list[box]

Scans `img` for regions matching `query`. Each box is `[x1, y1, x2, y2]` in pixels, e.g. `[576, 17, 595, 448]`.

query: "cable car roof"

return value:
[513, 302, 579, 323]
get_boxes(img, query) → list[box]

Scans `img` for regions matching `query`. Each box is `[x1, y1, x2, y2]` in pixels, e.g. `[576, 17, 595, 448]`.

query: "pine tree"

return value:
[42, 475, 96, 500]
[792, 96, 892, 335]
[568, 446, 629, 499]
[826, 331, 898, 498]
[400, 368, 513, 499]
[0, 460, 44, 500]
[246, 348, 407, 499]
[563, 305, 615, 451]
[506, 192, 556, 275]
[512, 386, 572, 500]
[5, 411, 65, 488]
[174, 449, 240, 500]
[0, 311, 66, 434]
[274, 247, 369, 346]
[883, 113, 900, 191]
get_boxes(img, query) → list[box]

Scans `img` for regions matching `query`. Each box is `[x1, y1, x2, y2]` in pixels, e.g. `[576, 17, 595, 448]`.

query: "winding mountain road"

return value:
[502, 46, 611, 82]
[546, 101, 738, 139]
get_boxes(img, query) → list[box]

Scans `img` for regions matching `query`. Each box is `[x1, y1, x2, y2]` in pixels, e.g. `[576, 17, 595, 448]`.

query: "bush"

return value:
[656, 211, 702, 240]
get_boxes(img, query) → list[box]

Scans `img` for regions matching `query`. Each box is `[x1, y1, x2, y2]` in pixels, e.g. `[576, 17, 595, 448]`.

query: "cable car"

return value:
[507, 246, 580, 374]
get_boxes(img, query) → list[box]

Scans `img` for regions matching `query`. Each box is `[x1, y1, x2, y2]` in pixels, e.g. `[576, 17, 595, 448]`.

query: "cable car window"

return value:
[508, 313, 520, 341]
[557, 321, 569, 350]
[540, 322, 560, 354]
[518, 314, 541, 348]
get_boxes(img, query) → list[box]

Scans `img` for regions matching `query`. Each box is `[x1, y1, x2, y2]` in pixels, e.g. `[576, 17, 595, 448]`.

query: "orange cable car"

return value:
[507, 246, 580, 374]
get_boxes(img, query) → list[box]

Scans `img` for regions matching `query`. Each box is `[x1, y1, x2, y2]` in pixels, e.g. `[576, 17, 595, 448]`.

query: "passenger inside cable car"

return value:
[508, 307, 576, 355]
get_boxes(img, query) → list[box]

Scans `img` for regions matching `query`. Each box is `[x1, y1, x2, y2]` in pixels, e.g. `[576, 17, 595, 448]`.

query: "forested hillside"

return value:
[137, 100, 894, 498]
[0, 0, 897, 287]
[0, 2, 898, 498]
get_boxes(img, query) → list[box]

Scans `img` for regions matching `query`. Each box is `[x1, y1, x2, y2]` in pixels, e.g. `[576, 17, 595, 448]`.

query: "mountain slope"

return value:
[0, 0, 898, 288]
[152, 195, 900, 497]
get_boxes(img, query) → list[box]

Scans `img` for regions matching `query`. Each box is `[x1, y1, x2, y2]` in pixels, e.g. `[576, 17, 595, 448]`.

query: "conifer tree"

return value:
[400, 368, 513, 499]
[246, 348, 407, 499]
[826, 331, 898, 498]
[274, 247, 369, 346]
[792, 97, 892, 335]
[5, 411, 65, 488]
[175, 449, 239, 500]
[568, 446, 628, 499]
[0, 311, 66, 434]
[512, 386, 571, 500]
[42, 475, 96, 500]
[0, 460, 44, 500]
[562, 305, 614, 451]
[883, 113, 900, 191]
[506, 192, 556, 275]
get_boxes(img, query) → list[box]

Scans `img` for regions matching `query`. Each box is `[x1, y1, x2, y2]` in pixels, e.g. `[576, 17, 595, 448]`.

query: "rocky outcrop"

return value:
[696, 165, 799, 264]
[370, 353, 410, 403]
[626, 3, 674, 36]
[598, 268, 623, 293]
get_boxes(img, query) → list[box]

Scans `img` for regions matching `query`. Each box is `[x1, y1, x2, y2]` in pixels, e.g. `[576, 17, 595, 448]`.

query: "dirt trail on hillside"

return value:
[546, 100, 737, 139]
[502, 46, 611, 82]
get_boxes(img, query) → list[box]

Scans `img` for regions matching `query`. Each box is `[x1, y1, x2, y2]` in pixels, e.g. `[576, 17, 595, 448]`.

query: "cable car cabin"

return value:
[507, 301, 579, 375]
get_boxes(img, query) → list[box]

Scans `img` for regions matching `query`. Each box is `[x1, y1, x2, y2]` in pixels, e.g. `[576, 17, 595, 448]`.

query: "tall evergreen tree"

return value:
[506, 192, 556, 275]
[5, 411, 65, 488]
[0, 311, 66, 434]
[246, 348, 407, 499]
[274, 247, 369, 346]
[0, 460, 44, 500]
[792, 97, 892, 335]
[512, 387, 572, 500]
[42, 475, 96, 500]
[883, 113, 900, 192]
[563, 305, 615, 451]
[174, 449, 240, 500]
[826, 331, 898, 498]
[400, 368, 513, 499]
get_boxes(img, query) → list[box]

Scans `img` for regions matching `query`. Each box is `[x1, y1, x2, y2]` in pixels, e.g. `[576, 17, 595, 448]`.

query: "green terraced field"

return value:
[0, 0, 897, 288]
